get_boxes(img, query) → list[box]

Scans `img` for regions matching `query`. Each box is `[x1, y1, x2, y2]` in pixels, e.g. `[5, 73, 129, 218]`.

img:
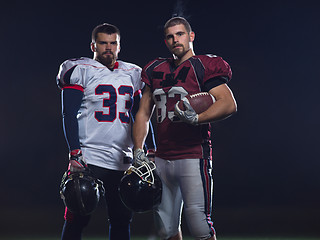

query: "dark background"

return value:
[1, 0, 319, 238]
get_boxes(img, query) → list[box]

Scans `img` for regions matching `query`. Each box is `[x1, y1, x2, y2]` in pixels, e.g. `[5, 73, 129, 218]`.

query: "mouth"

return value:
[173, 45, 183, 49]
[104, 51, 113, 56]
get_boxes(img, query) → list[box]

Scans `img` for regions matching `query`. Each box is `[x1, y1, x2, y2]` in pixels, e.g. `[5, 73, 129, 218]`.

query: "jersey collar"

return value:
[113, 61, 119, 69]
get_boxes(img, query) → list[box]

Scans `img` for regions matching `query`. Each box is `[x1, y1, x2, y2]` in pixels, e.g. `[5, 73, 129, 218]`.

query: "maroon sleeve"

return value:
[201, 55, 232, 84]
[141, 66, 151, 87]
[141, 59, 158, 87]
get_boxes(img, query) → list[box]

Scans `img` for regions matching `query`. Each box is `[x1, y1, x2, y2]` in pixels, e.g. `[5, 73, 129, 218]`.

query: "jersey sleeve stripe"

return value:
[188, 57, 205, 91]
[62, 85, 84, 92]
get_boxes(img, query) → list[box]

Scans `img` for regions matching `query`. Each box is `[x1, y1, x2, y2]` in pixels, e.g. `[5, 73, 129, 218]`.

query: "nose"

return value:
[173, 35, 179, 43]
[106, 43, 111, 49]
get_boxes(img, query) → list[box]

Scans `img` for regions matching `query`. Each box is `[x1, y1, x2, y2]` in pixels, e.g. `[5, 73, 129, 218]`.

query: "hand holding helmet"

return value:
[133, 148, 151, 167]
[68, 149, 87, 172]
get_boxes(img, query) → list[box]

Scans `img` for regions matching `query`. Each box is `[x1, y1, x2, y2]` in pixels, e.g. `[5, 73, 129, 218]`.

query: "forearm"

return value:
[132, 90, 156, 150]
[198, 84, 237, 123]
[198, 98, 236, 123]
[63, 114, 80, 150]
[133, 111, 150, 150]
[132, 85, 155, 150]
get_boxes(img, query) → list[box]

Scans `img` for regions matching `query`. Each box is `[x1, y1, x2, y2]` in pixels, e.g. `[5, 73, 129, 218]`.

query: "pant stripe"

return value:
[200, 158, 215, 235]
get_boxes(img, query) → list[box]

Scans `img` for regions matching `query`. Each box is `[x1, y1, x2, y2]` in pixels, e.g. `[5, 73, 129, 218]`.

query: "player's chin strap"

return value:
[127, 161, 156, 184]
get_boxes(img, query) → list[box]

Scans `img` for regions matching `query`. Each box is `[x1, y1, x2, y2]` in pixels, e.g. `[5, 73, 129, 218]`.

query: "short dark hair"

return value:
[164, 17, 192, 35]
[91, 23, 120, 42]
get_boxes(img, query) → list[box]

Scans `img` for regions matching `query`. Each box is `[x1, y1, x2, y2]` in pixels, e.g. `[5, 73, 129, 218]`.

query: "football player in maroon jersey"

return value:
[133, 17, 237, 240]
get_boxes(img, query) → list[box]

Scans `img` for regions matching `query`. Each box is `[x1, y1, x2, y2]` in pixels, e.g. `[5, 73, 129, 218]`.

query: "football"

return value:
[177, 92, 216, 114]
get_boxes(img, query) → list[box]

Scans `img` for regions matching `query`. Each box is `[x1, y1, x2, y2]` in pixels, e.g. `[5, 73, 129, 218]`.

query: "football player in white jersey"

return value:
[133, 17, 237, 240]
[56, 23, 155, 240]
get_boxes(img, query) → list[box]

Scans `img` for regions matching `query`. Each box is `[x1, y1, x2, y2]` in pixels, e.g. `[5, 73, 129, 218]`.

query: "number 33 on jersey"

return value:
[57, 57, 143, 124]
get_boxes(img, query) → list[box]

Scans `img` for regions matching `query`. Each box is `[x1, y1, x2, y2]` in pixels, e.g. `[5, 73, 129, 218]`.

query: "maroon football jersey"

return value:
[141, 55, 232, 160]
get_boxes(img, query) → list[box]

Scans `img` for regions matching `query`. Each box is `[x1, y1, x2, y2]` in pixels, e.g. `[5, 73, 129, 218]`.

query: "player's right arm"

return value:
[61, 88, 88, 171]
[61, 87, 83, 151]
[133, 85, 155, 149]
[132, 85, 155, 165]
[57, 59, 87, 171]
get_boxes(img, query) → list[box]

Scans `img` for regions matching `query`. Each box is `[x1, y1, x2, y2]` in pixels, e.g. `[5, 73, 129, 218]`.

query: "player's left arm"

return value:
[198, 83, 237, 124]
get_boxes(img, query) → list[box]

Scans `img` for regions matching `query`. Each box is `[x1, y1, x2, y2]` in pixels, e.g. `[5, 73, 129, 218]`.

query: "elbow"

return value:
[227, 87, 237, 115]
[231, 100, 237, 114]
[226, 99, 237, 117]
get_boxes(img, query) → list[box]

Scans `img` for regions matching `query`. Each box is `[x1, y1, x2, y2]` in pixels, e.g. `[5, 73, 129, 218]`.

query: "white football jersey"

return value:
[57, 57, 144, 171]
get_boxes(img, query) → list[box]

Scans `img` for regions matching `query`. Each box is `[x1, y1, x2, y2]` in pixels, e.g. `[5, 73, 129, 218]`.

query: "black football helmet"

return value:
[119, 161, 162, 213]
[60, 169, 105, 216]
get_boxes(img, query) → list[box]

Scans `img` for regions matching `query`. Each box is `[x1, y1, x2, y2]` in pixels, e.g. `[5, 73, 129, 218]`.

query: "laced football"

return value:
[178, 92, 216, 114]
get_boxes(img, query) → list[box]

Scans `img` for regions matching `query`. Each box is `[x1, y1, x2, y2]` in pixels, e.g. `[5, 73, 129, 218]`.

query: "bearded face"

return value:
[164, 24, 194, 62]
[92, 32, 120, 68]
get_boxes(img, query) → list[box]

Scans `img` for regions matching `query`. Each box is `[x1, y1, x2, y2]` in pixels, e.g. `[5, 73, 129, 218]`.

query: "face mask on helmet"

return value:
[118, 161, 162, 213]
[60, 170, 105, 216]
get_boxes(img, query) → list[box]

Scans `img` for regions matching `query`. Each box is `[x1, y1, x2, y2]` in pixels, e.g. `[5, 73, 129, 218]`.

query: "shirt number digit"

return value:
[95, 84, 133, 123]
[153, 86, 188, 123]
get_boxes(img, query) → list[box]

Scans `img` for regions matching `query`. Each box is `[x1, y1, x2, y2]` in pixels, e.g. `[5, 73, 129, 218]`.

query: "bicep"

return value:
[209, 84, 236, 105]
[206, 84, 237, 118]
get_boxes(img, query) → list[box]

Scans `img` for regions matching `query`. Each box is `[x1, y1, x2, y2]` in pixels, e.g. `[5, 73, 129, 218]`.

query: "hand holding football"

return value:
[177, 92, 216, 114]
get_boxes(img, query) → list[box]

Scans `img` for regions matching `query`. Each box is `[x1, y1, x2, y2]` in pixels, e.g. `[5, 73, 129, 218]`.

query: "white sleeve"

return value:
[132, 66, 144, 94]
[56, 59, 86, 89]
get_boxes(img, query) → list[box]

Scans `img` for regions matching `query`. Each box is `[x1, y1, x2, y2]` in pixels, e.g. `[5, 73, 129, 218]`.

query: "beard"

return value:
[171, 45, 190, 59]
[96, 52, 115, 67]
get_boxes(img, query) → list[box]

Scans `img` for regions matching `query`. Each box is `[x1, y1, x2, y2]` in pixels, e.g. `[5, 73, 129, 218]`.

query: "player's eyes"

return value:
[166, 35, 173, 40]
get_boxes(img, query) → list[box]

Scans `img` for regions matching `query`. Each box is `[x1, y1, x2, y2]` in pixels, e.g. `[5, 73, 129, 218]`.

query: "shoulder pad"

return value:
[117, 60, 141, 72]
[57, 57, 104, 88]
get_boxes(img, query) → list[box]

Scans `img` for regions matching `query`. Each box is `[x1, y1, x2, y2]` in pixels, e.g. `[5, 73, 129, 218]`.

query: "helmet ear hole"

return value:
[60, 170, 105, 216]
[118, 162, 162, 213]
